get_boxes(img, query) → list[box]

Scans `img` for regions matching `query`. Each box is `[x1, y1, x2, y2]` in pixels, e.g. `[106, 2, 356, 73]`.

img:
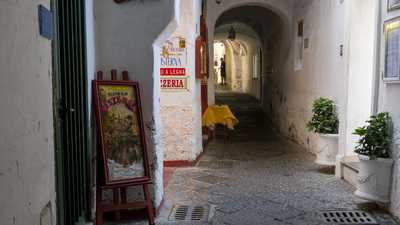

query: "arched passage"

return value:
[207, 2, 291, 105]
[214, 22, 263, 98]
[203, 0, 375, 167]
[206, 4, 290, 136]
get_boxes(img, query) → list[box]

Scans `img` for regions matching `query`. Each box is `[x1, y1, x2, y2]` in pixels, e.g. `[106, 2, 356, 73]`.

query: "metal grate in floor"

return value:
[197, 160, 234, 169]
[168, 205, 210, 222]
[320, 210, 378, 224]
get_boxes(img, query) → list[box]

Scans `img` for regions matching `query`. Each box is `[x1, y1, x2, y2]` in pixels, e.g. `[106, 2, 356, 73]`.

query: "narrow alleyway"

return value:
[126, 93, 398, 225]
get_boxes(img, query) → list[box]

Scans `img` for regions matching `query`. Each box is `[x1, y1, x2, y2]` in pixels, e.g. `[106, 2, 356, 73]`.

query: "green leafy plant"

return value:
[353, 112, 392, 159]
[307, 97, 339, 134]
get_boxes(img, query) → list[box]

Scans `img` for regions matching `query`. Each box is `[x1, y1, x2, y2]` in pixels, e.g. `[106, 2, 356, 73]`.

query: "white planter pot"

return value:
[315, 134, 338, 166]
[354, 155, 393, 203]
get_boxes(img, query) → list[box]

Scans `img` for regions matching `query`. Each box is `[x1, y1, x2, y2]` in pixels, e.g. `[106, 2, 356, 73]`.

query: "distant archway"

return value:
[207, 3, 290, 104]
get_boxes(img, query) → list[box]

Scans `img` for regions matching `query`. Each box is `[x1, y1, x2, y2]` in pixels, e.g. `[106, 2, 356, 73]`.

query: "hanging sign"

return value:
[160, 36, 189, 91]
[93, 80, 151, 185]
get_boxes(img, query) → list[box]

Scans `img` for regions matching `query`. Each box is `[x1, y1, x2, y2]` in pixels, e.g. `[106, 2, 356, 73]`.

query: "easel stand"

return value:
[95, 70, 155, 225]
[96, 181, 155, 225]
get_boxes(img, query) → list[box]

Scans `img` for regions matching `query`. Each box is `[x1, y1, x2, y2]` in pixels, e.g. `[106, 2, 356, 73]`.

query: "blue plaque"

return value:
[38, 5, 53, 40]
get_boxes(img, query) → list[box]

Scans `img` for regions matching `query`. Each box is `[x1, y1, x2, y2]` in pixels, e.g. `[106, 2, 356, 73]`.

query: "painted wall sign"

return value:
[160, 36, 189, 91]
[161, 78, 188, 90]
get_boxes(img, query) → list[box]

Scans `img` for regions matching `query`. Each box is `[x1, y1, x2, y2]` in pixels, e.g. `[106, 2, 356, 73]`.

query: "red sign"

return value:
[160, 68, 186, 76]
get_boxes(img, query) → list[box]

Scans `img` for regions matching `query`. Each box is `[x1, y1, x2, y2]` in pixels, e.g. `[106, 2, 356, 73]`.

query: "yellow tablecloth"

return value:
[202, 105, 239, 130]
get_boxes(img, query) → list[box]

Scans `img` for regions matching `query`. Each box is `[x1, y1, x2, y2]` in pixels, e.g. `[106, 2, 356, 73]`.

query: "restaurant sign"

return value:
[160, 36, 189, 91]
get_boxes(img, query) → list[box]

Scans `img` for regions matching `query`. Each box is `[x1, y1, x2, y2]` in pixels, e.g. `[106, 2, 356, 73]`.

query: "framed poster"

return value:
[384, 17, 400, 81]
[93, 80, 151, 185]
[388, 0, 400, 11]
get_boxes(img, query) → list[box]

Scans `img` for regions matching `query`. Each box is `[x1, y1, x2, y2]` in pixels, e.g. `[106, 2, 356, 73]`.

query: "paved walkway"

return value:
[156, 92, 399, 225]
[116, 92, 399, 225]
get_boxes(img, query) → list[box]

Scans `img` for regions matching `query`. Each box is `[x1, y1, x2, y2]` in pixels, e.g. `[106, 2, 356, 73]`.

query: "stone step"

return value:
[342, 160, 360, 189]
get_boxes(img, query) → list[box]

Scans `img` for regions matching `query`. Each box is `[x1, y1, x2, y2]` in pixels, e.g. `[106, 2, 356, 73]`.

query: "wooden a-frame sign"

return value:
[93, 74, 151, 186]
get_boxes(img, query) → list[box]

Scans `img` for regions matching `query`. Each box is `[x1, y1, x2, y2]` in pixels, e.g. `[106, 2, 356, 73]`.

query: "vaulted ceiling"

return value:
[215, 5, 284, 43]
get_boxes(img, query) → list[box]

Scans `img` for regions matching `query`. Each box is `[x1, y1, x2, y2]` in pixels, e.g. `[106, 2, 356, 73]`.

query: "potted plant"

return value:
[353, 112, 393, 203]
[307, 97, 339, 166]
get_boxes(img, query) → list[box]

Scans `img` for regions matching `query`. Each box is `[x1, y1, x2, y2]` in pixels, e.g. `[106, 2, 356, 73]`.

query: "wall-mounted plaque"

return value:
[388, 0, 400, 11]
[93, 80, 151, 185]
[384, 17, 400, 81]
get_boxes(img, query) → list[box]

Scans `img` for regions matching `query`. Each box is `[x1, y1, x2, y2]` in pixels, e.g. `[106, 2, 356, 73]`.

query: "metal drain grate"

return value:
[169, 205, 210, 222]
[172, 205, 189, 221]
[320, 210, 378, 224]
[192, 175, 229, 184]
[191, 206, 205, 221]
[197, 160, 234, 169]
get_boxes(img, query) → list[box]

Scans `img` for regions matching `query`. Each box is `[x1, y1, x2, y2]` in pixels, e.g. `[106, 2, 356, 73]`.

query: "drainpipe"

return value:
[371, 0, 382, 114]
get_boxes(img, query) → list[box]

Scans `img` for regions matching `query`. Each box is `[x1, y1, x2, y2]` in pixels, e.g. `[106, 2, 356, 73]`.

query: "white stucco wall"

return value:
[378, 0, 400, 218]
[161, 0, 203, 162]
[264, 0, 347, 155]
[262, 0, 379, 170]
[0, 1, 56, 225]
[343, 0, 379, 157]
[94, 0, 175, 207]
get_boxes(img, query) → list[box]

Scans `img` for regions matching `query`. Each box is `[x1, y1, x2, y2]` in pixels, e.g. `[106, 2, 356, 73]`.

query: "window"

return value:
[252, 48, 262, 79]
[294, 19, 304, 71]
[384, 17, 400, 82]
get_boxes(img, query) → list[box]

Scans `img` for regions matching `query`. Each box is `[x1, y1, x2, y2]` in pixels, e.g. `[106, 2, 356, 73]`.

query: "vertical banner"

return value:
[160, 36, 189, 91]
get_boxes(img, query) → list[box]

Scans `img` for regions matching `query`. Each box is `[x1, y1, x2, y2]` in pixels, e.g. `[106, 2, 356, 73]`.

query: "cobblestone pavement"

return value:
[115, 92, 400, 225]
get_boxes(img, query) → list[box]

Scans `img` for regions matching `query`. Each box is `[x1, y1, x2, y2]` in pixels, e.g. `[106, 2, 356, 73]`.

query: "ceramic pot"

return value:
[315, 134, 339, 166]
[354, 155, 393, 203]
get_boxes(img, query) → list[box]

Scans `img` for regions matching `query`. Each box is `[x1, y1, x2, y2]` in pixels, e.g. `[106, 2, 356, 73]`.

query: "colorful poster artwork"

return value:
[98, 85, 145, 181]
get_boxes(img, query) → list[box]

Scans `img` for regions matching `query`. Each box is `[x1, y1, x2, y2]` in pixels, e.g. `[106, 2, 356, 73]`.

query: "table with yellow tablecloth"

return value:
[202, 105, 239, 130]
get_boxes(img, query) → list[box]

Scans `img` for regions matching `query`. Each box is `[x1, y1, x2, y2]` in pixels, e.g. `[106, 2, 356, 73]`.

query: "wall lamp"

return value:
[228, 26, 236, 41]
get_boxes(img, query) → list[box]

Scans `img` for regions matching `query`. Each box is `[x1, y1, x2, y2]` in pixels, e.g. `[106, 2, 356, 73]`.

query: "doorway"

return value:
[213, 41, 229, 91]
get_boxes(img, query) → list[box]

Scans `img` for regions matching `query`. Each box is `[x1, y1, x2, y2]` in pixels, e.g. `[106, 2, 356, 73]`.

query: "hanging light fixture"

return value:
[228, 26, 236, 41]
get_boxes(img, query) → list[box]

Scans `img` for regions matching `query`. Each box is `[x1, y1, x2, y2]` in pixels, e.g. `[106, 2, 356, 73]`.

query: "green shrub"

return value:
[353, 112, 392, 159]
[307, 97, 339, 134]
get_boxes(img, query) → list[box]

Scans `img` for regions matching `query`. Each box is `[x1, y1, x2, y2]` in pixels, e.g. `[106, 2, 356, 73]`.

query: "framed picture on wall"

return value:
[388, 0, 400, 11]
[93, 80, 151, 185]
[384, 17, 400, 81]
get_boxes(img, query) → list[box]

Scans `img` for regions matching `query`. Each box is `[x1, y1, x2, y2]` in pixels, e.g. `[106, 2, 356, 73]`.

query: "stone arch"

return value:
[206, 0, 292, 104]
[208, 0, 291, 30]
